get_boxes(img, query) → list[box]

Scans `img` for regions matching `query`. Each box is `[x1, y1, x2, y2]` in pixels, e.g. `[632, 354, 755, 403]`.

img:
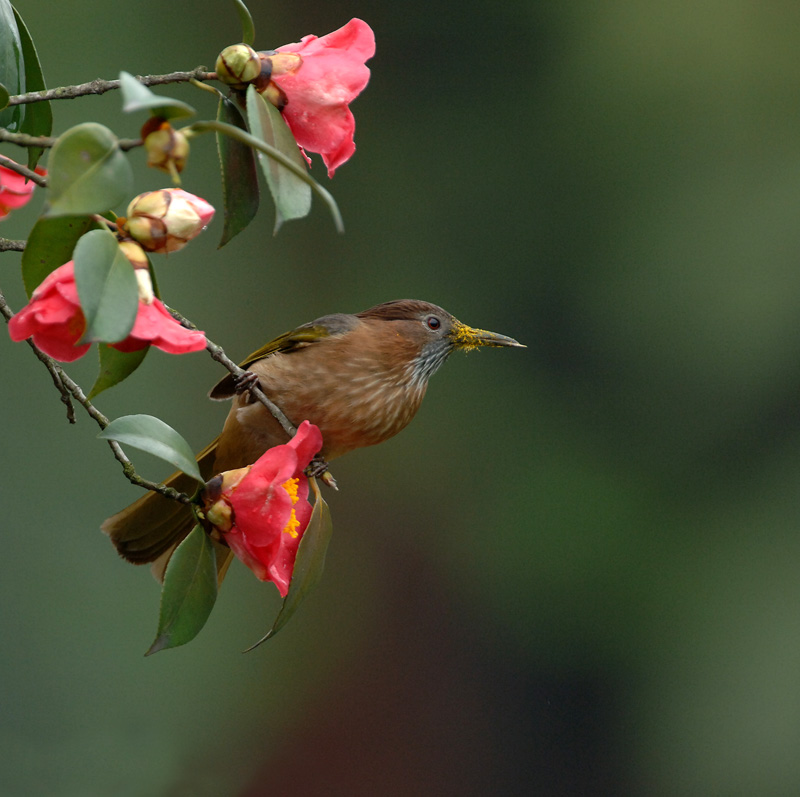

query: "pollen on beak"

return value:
[451, 321, 526, 351]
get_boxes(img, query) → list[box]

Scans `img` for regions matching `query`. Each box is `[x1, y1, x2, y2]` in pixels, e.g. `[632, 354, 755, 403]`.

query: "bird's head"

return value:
[356, 299, 524, 387]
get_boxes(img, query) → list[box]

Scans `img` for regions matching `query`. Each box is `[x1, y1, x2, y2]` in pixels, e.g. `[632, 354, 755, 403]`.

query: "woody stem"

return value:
[166, 309, 338, 490]
[163, 305, 298, 439]
[0, 155, 47, 186]
[6, 67, 217, 106]
[0, 287, 193, 504]
[0, 128, 141, 151]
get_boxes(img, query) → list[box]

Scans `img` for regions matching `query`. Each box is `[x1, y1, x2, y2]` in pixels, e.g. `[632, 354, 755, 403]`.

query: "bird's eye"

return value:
[426, 315, 441, 331]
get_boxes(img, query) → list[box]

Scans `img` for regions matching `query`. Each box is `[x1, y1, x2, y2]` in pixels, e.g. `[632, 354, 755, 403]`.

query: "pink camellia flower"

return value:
[124, 188, 215, 254]
[202, 420, 324, 597]
[8, 260, 206, 361]
[264, 18, 375, 177]
[0, 163, 45, 219]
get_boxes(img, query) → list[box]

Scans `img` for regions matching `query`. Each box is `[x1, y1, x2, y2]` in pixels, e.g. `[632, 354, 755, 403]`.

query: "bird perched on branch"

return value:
[103, 299, 523, 575]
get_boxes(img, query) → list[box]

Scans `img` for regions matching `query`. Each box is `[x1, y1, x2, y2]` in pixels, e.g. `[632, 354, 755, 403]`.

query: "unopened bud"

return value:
[256, 52, 302, 110]
[205, 499, 233, 532]
[141, 119, 190, 183]
[118, 239, 149, 270]
[202, 467, 250, 532]
[258, 81, 288, 111]
[260, 51, 302, 77]
[216, 44, 261, 89]
[125, 188, 215, 254]
[135, 269, 155, 305]
[117, 240, 153, 303]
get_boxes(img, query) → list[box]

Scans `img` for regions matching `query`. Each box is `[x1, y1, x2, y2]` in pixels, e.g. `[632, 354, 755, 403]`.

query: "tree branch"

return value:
[166, 305, 338, 489]
[7, 68, 217, 106]
[0, 237, 26, 252]
[0, 128, 141, 151]
[0, 287, 192, 504]
[0, 154, 47, 187]
[164, 305, 297, 438]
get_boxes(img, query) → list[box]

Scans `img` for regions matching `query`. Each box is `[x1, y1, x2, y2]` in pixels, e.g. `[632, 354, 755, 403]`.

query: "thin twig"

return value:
[166, 305, 338, 489]
[26, 343, 75, 421]
[0, 130, 54, 148]
[0, 287, 74, 420]
[54, 366, 192, 504]
[0, 237, 26, 252]
[0, 287, 192, 504]
[7, 68, 216, 106]
[0, 128, 141, 151]
[165, 305, 296, 438]
[0, 155, 47, 187]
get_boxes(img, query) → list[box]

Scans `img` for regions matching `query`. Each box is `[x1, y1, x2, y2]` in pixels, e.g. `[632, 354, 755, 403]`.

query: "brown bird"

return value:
[103, 299, 523, 576]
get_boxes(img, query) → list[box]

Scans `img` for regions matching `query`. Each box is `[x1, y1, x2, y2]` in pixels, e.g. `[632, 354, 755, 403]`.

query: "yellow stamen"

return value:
[282, 477, 300, 505]
[281, 478, 301, 537]
[282, 508, 300, 538]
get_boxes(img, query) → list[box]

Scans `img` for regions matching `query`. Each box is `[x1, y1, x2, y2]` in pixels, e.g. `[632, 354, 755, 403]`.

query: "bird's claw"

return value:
[233, 371, 260, 395]
[305, 455, 338, 490]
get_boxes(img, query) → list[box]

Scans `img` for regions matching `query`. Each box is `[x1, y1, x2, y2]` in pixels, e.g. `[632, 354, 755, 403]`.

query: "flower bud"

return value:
[135, 269, 155, 305]
[261, 51, 302, 78]
[256, 52, 302, 111]
[141, 119, 190, 182]
[118, 239, 149, 270]
[117, 240, 154, 302]
[202, 468, 250, 533]
[258, 81, 288, 111]
[215, 44, 261, 89]
[125, 188, 215, 254]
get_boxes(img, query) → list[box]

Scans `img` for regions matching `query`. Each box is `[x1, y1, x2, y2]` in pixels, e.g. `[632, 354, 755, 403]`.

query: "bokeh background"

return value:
[4, 0, 800, 794]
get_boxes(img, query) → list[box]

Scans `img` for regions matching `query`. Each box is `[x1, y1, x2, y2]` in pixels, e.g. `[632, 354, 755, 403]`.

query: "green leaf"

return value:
[216, 96, 259, 247]
[0, 82, 8, 110]
[0, 0, 24, 132]
[189, 119, 344, 232]
[118, 71, 195, 119]
[244, 478, 333, 650]
[45, 122, 133, 217]
[21, 214, 95, 296]
[245, 85, 312, 233]
[98, 414, 203, 483]
[14, 6, 51, 171]
[88, 343, 150, 399]
[146, 525, 218, 655]
[73, 228, 138, 344]
[232, 0, 255, 46]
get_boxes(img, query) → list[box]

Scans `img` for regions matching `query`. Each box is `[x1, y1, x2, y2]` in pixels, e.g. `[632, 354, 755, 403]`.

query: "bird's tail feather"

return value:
[101, 437, 221, 579]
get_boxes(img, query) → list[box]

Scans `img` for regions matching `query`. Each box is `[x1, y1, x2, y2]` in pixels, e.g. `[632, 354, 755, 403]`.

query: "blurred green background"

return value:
[4, 0, 800, 794]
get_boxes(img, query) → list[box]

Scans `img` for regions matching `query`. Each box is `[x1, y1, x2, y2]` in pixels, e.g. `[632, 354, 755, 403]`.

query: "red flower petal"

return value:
[0, 189, 37, 209]
[30, 331, 91, 362]
[274, 18, 375, 177]
[0, 163, 42, 219]
[286, 420, 325, 466]
[219, 422, 323, 596]
[111, 298, 206, 355]
[0, 164, 37, 195]
[7, 261, 90, 361]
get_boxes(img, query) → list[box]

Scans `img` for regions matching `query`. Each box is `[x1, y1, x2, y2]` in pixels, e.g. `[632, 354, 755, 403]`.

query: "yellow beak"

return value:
[451, 321, 525, 351]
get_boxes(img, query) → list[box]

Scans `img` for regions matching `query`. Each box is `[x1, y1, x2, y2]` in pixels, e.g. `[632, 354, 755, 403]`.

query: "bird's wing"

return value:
[208, 322, 337, 399]
[242, 323, 334, 365]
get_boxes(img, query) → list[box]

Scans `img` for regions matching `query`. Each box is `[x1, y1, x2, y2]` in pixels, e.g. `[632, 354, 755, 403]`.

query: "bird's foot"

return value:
[233, 370, 260, 395]
[305, 455, 338, 490]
